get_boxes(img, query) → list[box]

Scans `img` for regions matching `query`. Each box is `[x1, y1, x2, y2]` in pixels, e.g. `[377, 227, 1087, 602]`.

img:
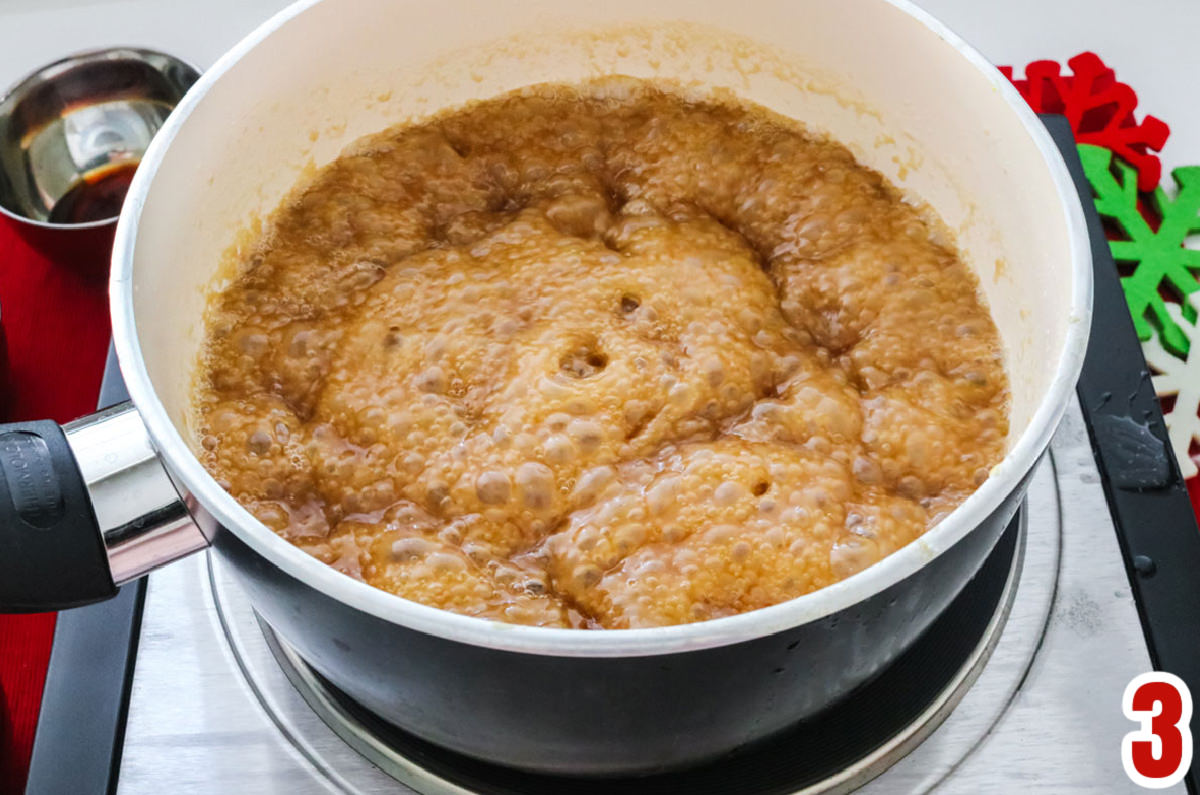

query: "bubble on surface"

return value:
[475, 471, 512, 505]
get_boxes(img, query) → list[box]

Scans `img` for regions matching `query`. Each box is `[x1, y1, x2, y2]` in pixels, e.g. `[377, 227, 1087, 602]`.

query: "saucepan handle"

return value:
[0, 402, 209, 613]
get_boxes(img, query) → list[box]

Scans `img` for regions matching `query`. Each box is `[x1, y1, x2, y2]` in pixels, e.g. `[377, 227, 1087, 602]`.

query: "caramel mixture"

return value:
[196, 80, 1008, 629]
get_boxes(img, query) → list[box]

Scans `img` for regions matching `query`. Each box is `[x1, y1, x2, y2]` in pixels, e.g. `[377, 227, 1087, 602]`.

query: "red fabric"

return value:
[0, 215, 111, 794]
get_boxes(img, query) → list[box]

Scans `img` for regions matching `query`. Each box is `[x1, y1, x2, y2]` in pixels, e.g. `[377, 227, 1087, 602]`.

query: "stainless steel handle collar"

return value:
[64, 402, 208, 586]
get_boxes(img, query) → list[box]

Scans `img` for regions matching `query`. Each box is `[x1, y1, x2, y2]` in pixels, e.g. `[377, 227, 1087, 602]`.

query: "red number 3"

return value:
[1123, 672, 1193, 788]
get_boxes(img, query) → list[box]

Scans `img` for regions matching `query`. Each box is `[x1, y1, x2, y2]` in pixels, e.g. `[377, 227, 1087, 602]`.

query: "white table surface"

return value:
[1, 0, 1197, 176]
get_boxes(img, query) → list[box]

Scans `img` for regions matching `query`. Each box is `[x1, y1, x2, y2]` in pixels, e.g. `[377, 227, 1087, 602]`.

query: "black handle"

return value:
[0, 420, 115, 612]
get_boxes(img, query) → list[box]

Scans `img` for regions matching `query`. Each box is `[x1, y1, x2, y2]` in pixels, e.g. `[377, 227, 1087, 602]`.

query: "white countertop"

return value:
[2, 0, 1197, 176]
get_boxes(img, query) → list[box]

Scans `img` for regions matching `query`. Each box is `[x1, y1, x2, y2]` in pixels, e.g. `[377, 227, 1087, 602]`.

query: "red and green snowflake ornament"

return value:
[1003, 52, 1200, 357]
[1003, 51, 1200, 487]
[1000, 52, 1169, 191]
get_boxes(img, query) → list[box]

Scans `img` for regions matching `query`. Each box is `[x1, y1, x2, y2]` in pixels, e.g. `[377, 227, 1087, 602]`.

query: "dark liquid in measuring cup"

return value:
[47, 161, 139, 224]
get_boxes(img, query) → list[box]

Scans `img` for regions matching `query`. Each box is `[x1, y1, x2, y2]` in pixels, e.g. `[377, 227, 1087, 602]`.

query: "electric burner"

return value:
[23, 117, 1200, 794]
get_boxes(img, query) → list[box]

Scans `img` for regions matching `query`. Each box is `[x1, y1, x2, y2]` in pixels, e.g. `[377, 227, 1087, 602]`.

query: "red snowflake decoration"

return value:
[999, 52, 1169, 191]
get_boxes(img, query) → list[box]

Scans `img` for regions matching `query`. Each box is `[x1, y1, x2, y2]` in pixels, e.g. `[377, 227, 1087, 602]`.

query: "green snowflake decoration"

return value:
[1079, 143, 1200, 357]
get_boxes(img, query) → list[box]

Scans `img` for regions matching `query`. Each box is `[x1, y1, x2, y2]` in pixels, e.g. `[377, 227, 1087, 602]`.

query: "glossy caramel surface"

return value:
[196, 80, 1008, 628]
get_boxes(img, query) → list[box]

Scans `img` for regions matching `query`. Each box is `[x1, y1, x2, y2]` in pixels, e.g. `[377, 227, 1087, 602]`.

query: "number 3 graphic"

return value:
[1122, 672, 1193, 789]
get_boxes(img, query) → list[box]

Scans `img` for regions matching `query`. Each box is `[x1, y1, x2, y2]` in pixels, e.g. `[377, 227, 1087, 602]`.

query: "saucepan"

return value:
[0, 0, 1090, 776]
